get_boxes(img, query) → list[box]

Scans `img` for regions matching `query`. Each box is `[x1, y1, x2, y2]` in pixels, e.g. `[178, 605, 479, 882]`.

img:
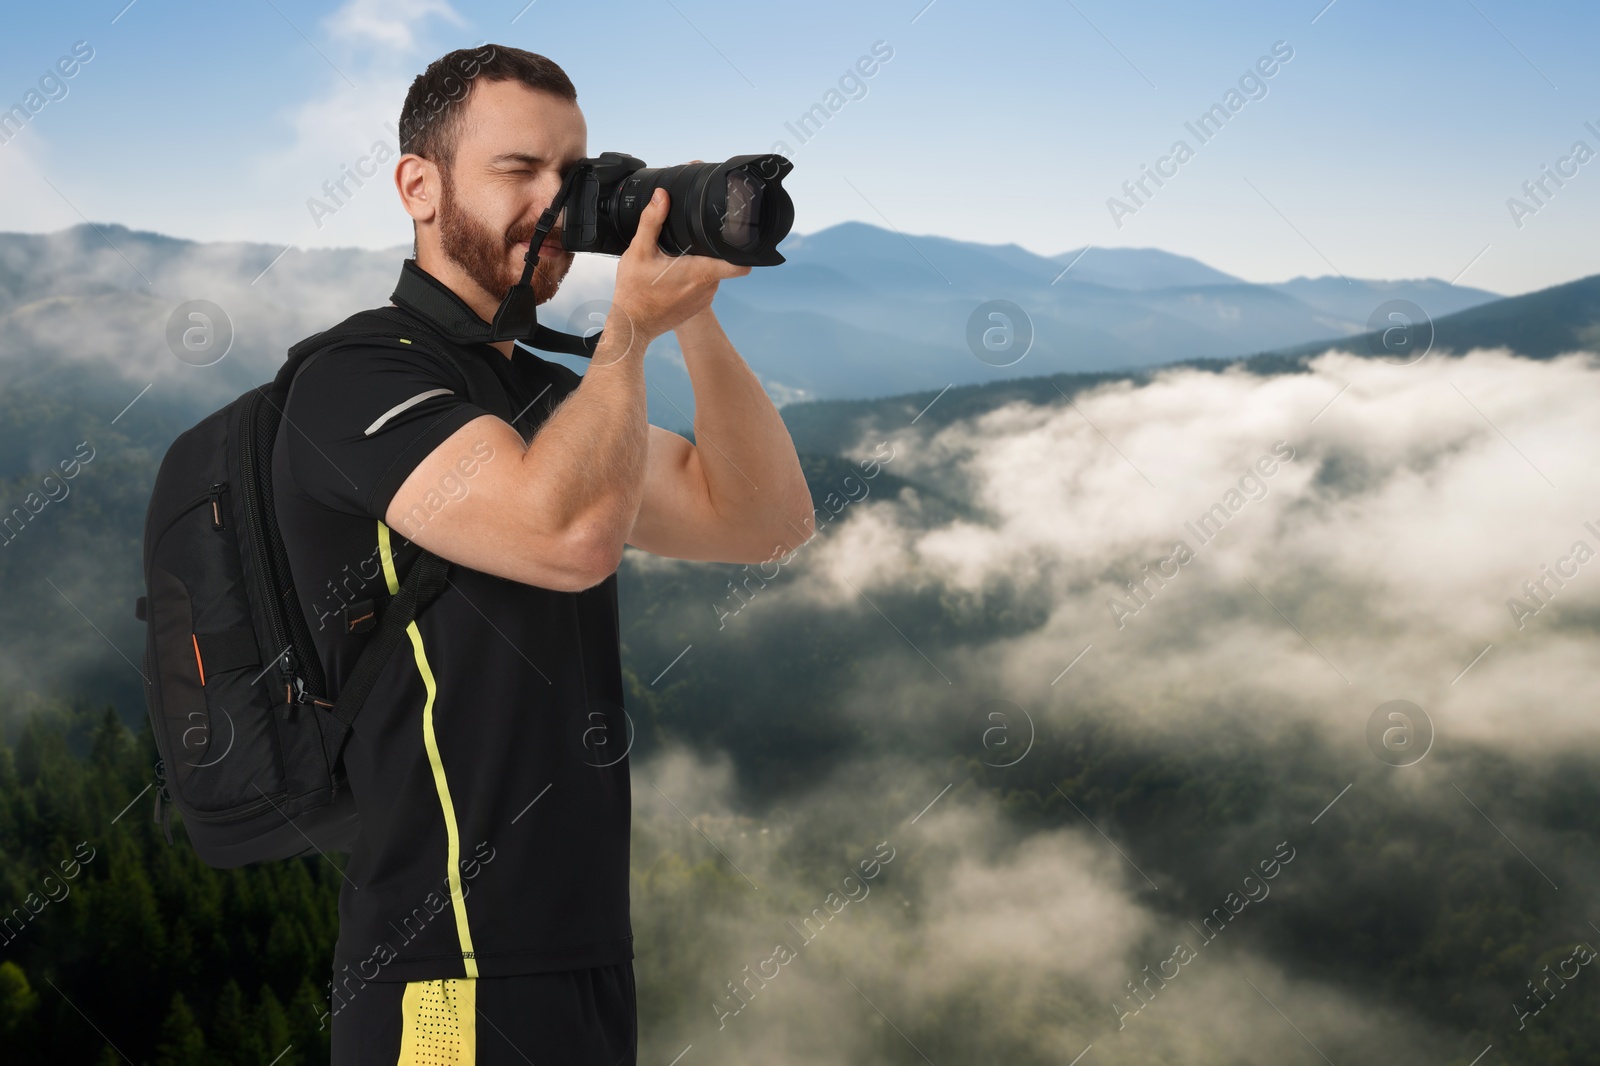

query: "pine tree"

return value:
[0, 959, 39, 1046]
[256, 983, 296, 1066]
[89, 707, 130, 771]
[288, 976, 332, 1065]
[211, 979, 264, 1062]
[152, 992, 206, 1066]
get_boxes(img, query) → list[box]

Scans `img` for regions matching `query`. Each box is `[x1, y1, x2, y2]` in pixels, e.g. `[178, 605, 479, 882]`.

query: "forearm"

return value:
[524, 321, 651, 562]
[677, 308, 814, 550]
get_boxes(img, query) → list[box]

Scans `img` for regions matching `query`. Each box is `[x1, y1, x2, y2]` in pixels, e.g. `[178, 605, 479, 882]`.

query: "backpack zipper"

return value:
[150, 729, 291, 828]
[148, 483, 227, 553]
[238, 391, 300, 693]
[152, 760, 174, 845]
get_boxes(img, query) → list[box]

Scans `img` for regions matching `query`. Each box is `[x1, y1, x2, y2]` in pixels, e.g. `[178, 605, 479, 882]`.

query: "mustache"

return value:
[506, 224, 563, 248]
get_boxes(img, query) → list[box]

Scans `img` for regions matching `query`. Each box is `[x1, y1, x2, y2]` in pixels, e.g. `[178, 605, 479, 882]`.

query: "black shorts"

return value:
[330, 962, 637, 1065]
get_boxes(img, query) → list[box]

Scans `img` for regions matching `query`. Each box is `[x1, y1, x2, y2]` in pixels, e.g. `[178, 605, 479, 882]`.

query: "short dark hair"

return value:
[398, 44, 577, 174]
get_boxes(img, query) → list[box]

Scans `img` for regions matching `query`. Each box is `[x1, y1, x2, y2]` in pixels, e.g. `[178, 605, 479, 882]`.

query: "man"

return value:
[271, 44, 814, 1065]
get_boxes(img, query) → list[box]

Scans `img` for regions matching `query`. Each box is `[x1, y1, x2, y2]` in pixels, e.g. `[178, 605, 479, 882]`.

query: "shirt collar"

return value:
[388, 257, 597, 358]
[389, 258, 501, 348]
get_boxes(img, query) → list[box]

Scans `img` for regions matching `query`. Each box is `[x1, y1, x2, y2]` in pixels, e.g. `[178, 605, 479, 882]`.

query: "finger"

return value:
[676, 254, 734, 276]
[703, 259, 751, 281]
[629, 188, 670, 256]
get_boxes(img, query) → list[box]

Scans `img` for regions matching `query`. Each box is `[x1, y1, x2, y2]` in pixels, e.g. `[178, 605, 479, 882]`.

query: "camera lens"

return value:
[722, 171, 763, 251]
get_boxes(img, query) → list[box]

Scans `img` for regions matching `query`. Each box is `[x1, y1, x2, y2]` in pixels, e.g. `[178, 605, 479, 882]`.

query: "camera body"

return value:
[559, 152, 795, 267]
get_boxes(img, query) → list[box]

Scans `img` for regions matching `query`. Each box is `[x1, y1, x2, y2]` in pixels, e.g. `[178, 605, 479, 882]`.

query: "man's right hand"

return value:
[609, 187, 750, 345]
[391, 184, 753, 588]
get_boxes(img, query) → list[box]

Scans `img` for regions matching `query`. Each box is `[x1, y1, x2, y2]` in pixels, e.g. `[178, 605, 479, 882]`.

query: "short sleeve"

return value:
[281, 337, 494, 521]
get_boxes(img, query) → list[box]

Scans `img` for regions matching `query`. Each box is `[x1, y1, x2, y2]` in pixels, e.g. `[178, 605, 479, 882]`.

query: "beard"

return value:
[437, 165, 572, 312]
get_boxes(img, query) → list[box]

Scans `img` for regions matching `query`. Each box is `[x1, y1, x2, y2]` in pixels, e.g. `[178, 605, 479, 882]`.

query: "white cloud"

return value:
[0, 136, 83, 236]
[741, 348, 1600, 755]
[211, 0, 476, 249]
[627, 744, 1448, 1064]
[321, 0, 466, 51]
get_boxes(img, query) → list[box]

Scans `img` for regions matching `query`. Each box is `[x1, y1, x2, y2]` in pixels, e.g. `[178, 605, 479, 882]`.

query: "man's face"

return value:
[434, 79, 587, 309]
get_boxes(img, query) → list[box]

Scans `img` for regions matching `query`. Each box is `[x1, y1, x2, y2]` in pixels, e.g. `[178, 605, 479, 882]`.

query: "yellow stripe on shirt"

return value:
[378, 520, 479, 978]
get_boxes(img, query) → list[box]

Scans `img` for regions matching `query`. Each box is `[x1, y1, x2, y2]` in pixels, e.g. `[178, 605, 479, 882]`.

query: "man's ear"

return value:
[396, 153, 439, 224]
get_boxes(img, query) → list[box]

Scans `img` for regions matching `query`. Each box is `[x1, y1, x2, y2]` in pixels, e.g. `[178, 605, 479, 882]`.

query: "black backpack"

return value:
[135, 308, 473, 868]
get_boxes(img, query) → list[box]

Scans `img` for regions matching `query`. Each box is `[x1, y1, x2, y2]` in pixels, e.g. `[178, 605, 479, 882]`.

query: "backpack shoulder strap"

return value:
[277, 306, 448, 388]
[277, 306, 467, 745]
[325, 548, 450, 732]
[277, 305, 500, 413]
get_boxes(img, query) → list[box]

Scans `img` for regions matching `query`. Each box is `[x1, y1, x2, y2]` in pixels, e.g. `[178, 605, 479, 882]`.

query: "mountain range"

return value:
[2, 218, 1595, 731]
[775, 266, 1600, 456]
[696, 223, 1500, 404]
[0, 222, 1507, 437]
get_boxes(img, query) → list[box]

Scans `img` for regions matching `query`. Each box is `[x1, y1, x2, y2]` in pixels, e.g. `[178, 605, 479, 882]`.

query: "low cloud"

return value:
[763, 347, 1600, 756]
[629, 743, 1449, 1064]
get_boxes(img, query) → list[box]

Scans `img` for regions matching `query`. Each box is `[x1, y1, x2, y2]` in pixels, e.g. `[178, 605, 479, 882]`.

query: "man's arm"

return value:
[386, 318, 650, 592]
[625, 308, 816, 564]
[387, 188, 754, 591]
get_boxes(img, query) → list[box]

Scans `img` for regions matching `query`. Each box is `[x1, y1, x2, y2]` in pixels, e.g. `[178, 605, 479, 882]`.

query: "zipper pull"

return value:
[153, 783, 174, 845]
[209, 483, 226, 530]
[152, 762, 168, 830]
[290, 675, 335, 709]
[279, 648, 300, 698]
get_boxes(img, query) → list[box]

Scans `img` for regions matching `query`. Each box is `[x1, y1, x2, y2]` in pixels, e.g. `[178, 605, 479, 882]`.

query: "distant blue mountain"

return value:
[776, 270, 1600, 457]
[708, 222, 1502, 408]
[1265, 275, 1497, 325]
[0, 222, 1507, 431]
[774, 221, 1060, 293]
[1049, 245, 1241, 289]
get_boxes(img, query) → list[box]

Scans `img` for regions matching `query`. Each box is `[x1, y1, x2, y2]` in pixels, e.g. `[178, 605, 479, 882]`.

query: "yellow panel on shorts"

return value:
[397, 978, 477, 1065]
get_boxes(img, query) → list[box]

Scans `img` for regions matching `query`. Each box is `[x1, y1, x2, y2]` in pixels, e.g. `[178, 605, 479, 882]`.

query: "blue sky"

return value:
[0, 0, 1596, 295]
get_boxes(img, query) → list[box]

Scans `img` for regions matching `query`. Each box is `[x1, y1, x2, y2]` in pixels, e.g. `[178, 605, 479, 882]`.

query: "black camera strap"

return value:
[387, 166, 601, 358]
[486, 166, 600, 356]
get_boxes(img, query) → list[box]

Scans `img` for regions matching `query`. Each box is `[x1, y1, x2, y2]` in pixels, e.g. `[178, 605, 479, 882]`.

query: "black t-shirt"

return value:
[271, 261, 632, 989]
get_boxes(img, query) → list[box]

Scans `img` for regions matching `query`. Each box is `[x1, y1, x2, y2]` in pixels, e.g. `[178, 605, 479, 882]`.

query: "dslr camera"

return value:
[491, 152, 794, 348]
[555, 152, 795, 267]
